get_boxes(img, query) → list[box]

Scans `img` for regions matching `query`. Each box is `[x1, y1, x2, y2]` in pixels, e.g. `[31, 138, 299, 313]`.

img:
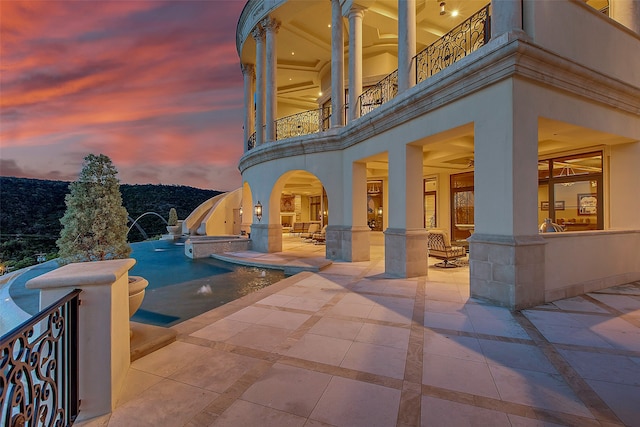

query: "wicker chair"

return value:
[427, 229, 466, 268]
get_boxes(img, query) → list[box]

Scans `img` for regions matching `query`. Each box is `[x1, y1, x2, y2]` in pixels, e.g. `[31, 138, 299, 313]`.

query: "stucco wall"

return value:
[527, 0, 640, 85]
[543, 230, 640, 300]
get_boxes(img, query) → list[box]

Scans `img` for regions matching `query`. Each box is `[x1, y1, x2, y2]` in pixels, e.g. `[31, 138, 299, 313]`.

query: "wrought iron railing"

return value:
[1, 289, 81, 427]
[358, 70, 398, 117]
[416, 4, 490, 83]
[247, 132, 256, 151]
[275, 106, 332, 141]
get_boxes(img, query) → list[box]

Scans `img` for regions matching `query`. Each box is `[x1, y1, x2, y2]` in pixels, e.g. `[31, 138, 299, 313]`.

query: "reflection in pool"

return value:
[129, 239, 284, 327]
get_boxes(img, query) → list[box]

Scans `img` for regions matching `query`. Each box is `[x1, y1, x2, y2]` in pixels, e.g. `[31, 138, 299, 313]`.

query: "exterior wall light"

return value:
[239, 205, 243, 217]
[254, 201, 263, 222]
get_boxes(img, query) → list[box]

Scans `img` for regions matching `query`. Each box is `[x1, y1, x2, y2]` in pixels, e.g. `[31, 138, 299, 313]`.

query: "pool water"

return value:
[8, 239, 284, 328]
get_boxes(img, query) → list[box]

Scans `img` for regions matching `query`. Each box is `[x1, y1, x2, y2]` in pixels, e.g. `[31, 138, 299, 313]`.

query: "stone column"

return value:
[241, 64, 255, 152]
[263, 17, 280, 142]
[610, 0, 640, 34]
[331, 0, 345, 128]
[397, 0, 416, 93]
[385, 144, 427, 277]
[348, 6, 365, 122]
[469, 87, 545, 309]
[26, 259, 136, 421]
[491, 0, 522, 38]
[327, 161, 370, 262]
[252, 26, 266, 146]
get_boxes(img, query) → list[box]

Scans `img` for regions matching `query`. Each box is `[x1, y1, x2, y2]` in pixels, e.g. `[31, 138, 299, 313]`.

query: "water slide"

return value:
[183, 187, 242, 236]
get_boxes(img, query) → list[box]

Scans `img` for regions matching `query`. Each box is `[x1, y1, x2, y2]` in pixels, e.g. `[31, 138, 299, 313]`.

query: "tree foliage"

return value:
[0, 177, 223, 267]
[56, 154, 131, 263]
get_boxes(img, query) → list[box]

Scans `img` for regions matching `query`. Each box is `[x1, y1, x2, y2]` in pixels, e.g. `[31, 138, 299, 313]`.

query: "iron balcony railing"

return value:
[275, 106, 332, 141]
[1, 289, 82, 427]
[416, 4, 490, 83]
[358, 3, 490, 116]
[247, 131, 256, 151]
[358, 70, 399, 117]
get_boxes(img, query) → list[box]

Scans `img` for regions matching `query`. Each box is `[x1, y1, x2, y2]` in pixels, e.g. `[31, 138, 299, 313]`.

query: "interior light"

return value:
[451, 10, 459, 17]
[440, 1, 446, 15]
[319, 91, 323, 96]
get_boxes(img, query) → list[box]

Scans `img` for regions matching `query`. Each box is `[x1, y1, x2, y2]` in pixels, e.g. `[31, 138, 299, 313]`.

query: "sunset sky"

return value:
[1, 0, 247, 191]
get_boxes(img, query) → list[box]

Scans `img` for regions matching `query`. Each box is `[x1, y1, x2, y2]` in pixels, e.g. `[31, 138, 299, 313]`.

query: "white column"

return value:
[491, 0, 522, 38]
[252, 26, 266, 146]
[610, 0, 640, 34]
[348, 7, 365, 122]
[263, 17, 280, 142]
[241, 64, 255, 152]
[397, 0, 416, 93]
[26, 259, 136, 421]
[331, 0, 345, 128]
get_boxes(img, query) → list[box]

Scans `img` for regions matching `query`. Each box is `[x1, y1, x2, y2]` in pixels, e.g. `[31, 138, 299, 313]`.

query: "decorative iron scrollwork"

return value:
[1, 290, 81, 427]
[247, 132, 256, 151]
[358, 70, 398, 117]
[275, 106, 331, 141]
[416, 4, 490, 83]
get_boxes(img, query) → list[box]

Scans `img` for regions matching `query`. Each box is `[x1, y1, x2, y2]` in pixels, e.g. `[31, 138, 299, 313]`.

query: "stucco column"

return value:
[397, 0, 416, 93]
[385, 144, 427, 278]
[469, 83, 545, 309]
[26, 259, 136, 421]
[491, 0, 522, 38]
[252, 26, 266, 146]
[348, 6, 365, 122]
[327, 161, 370, 262]
[241, 64, 255, 152]
[610, 0, 640, 34]
[331, 0, 345, 128]
[263, 17, 280, 142]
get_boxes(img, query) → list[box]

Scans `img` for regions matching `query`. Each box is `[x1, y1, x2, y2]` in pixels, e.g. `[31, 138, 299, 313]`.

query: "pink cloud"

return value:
[0, 0, 246, 190]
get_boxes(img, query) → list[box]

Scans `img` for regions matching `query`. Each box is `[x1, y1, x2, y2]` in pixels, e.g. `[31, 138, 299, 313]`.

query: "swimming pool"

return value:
[7, 239, 284, 328]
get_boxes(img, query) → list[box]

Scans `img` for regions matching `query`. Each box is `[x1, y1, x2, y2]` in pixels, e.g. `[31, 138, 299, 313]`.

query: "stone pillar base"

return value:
[250, 223, 282, 253]
[326, 225, 370, 262]
[384, 228, 428, 278]
[468, 233, 546, 310]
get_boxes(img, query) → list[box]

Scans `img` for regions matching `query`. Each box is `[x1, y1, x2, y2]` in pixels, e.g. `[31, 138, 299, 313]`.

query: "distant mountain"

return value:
[0, 176, 224, 267]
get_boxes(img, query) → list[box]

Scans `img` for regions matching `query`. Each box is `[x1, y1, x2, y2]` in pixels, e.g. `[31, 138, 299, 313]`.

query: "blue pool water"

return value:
[8, 239, 284, 327]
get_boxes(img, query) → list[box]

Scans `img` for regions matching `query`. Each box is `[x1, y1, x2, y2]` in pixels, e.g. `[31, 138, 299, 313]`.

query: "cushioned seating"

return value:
[427, 229, 466, 268]
[300, 223, 320, 239]
[289, 222, 305, 235]
[312, 225, 327, 244]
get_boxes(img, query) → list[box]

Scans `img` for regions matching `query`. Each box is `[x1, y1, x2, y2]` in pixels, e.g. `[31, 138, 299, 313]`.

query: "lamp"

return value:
[377, 206, 383, 216]
[439, 1, 446, 15]
[254, 201, 262, 222]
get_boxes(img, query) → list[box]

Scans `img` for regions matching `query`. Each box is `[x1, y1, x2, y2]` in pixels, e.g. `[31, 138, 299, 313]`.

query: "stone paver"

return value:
[76, 236, 640, 427]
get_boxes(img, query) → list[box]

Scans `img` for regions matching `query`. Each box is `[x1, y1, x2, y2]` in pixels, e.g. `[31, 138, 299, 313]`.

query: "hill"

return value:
[0, 177, 223, 268]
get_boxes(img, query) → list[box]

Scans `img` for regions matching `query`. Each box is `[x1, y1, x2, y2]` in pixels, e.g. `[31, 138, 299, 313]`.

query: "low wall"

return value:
[542, 229, 640, 301]
[185, 236, 251, 259]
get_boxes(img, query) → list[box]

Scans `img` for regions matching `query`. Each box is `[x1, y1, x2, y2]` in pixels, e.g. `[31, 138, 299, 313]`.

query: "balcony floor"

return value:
[77, 234, 640, 427]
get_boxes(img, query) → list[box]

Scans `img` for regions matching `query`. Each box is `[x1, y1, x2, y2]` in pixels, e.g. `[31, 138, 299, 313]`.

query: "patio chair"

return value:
[300, 223, 320, 239]
[312, 225, 327, 244]
[289, 222, 305, 235]
[427, 229, 466, 268]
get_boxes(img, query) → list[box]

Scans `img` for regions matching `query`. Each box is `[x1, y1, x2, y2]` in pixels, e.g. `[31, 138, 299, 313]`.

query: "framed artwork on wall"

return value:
[578, 193, 597, 215]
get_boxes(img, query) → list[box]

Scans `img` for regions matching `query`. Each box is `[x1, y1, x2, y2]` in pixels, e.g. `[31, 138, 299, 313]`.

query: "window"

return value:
[450, 172, 474, 241]
[538, 152, 603, 231]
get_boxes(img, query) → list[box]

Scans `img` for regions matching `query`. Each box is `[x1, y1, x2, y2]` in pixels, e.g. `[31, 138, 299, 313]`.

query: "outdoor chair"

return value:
[300, 223, 320, 240]
[312, 225, 327, 244]
[289, 222, 305, 235]
[427, 229, 466, 268]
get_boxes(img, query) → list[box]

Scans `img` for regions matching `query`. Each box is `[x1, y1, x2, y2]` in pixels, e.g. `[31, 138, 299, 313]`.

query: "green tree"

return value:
[56, 154, 131, 264]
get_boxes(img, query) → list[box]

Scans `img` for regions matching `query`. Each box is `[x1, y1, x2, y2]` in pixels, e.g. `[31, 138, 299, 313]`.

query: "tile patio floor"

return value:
[77, 235, 640, 427]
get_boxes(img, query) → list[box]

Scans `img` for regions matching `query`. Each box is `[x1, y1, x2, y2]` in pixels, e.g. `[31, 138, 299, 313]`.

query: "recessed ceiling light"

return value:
[319, 91, 323, 96]
[327, 24, 331, 28]
[451, 10, 459, 17]
[291, 51, 295, 55]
